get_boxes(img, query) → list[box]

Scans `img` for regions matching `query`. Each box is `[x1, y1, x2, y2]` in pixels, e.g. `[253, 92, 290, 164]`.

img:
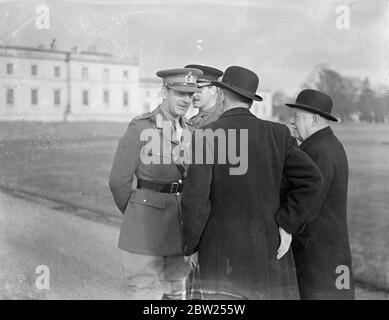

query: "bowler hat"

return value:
[285, 89, 338, 122]
[156, 68, 203, 93]
[185, 64, 223, 86]
[211, 66, 263, 101]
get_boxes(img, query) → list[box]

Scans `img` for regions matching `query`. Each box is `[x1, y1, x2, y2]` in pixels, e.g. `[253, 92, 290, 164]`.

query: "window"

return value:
[54, 90, 61, 106]
[82, 90, 89, 106]
[82, 67, 88, 80]
[6, 63, 13, 75]
[123, 91, 129, 107]
[103, 68, 109, 81]
[54, 66, 60, 77]
[123, 70, 128, 79]
[31, 65, 37, 76]
[103, 90, 109, 105]
[31, 89, 38, 105]
[6, 88, 14, 105]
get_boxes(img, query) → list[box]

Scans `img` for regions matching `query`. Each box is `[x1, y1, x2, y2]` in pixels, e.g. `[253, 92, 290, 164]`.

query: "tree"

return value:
[303, 65, 362, 121]
[358, 78, 383, 123]
[299, 64, 387, 123]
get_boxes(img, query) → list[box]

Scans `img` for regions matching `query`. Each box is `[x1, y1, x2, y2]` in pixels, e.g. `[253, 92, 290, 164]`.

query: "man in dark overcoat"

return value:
[286, 89, 355, 300]
[180, 66, 324, 300]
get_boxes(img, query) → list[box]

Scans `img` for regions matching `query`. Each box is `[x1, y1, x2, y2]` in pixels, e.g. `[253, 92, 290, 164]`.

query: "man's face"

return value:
[291, 108, 314, 142]
[164, 88, 194, 117]
[192, 85, 213, 109]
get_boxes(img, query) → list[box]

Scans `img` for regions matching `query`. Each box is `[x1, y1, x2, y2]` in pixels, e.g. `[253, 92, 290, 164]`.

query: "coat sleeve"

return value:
[275, 127, 323, 234]
[305, 150, 334, 223]
[109, 120, 141, 214]
[181, 131, 213, 256]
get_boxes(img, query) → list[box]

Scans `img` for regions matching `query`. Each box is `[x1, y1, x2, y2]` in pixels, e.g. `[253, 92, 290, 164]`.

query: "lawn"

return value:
[0, 120, 388, 290]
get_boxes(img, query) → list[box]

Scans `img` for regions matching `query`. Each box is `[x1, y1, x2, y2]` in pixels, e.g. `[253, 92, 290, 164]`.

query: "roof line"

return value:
[0, 45, 69, 55]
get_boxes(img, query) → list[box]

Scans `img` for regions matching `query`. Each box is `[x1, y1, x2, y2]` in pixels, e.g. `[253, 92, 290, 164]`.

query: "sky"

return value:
[0, 0, 388, 95]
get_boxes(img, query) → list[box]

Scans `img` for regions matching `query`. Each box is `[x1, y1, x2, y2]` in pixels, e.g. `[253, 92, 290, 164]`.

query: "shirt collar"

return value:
[154, 104, 186, 128]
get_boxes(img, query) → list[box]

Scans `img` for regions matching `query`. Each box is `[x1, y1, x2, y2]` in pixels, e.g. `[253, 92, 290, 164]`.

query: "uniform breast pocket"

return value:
[129, 188, 167, 211]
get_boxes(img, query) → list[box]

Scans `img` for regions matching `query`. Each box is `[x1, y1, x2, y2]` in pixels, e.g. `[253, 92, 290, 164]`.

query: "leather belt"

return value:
[137, 179, 184, 194]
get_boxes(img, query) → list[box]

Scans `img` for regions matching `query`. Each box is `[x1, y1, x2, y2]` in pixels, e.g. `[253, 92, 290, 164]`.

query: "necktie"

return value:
[173, 118, 182, 142]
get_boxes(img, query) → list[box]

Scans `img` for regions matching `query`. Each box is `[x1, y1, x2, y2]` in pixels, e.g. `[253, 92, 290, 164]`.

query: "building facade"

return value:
[0, 45, 272, 122]
[0, 46, 69, 121]
[0, 46, 151, 122]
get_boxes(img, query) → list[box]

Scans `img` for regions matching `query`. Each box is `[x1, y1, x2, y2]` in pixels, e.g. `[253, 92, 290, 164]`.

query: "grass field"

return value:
[0, 120, 388, 290]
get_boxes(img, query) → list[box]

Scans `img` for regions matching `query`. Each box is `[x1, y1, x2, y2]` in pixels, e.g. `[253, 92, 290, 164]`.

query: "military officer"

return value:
[185, 64, 223, 128]
[109, 67, 203, 300]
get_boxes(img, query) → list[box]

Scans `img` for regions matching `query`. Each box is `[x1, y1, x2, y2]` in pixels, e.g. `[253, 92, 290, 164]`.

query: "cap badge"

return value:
[184, 71, 194, 84]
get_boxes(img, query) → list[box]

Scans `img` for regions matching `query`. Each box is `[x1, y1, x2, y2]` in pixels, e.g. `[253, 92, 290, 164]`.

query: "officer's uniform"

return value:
[185, 64, 223, 128]
[109, 68, 202, 299]
[188, 104, 220, 128]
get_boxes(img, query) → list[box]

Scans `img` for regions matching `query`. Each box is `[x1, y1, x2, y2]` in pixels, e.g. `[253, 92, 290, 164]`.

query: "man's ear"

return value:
[161, 86, 168, 99]
[218, 88, 224, 102]
[312, 114, 320, 126]
[215, 89, 224, 108]
[209, 85, 217, 96]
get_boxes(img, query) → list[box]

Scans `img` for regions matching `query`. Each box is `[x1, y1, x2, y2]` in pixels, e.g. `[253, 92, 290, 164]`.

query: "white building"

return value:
[66, 51, 140, 122]
[0, 45, 272, 122]
[139, 77, 162, 114]
[0, 46, 69, 121]
[0, 45, 156, 122]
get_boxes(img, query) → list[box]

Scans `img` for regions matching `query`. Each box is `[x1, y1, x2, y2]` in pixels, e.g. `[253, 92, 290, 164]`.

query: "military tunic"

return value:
[109, 105, 192, 256]
[188, 105, 221, 128]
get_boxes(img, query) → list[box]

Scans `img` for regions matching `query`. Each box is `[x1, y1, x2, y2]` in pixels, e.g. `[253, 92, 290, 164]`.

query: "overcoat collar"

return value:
[300, 126, 333, 151]
[219, 107, 255, 119]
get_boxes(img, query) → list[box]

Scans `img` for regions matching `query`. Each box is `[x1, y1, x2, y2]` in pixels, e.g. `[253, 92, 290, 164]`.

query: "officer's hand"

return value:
[277, 226, 292, 260]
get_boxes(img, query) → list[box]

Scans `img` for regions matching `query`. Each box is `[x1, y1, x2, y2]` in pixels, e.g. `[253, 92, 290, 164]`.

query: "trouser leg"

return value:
[161, 255, 191, 300]
[120, 250, 166, 300]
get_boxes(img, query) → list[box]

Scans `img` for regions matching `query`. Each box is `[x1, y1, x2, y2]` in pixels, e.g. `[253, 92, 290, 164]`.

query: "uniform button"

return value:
[176, 192, 180, 196]
[178, 179, 182, 183]
[143, 199, 147, 202]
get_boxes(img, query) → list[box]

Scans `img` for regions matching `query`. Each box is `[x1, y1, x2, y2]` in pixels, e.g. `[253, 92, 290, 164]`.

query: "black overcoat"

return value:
[291, 126, 355, 300]
[181, 108, 323, 300]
